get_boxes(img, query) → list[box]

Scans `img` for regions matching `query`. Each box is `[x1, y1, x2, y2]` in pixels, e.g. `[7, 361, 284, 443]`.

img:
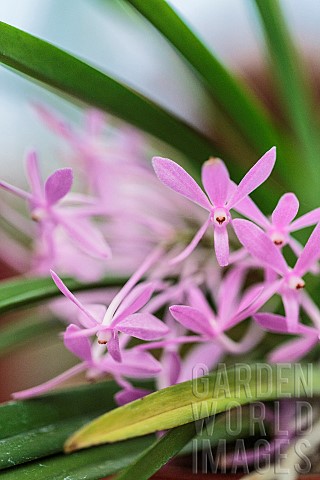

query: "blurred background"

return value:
[0, 0, 319, 401]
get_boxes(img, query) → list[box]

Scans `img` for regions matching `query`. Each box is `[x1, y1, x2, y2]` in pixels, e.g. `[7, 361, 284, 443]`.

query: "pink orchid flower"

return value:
[152, 147, 276, 266]
[237, 191, 320, 259]
[13, 324, 161, 403]
[0, 151, 111, 260]
[51, 271, 169, 362]
[233, 219, 320, 331]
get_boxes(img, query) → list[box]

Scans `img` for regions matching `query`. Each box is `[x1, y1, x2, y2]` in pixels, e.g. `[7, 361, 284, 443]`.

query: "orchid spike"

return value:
[233, 219, 320, 330]
[50, 270, 169, 362]
[152, 147, 276, 266]
[0, 151, 111, 260]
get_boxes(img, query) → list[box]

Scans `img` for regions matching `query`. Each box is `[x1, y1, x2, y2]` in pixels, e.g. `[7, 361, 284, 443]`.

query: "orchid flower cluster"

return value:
[1, 106, 320, 406]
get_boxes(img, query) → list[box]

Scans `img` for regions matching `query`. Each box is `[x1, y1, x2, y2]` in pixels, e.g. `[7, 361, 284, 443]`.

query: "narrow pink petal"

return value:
[58, 216, 112, 259]
[233, 219, 288, 275]
[0, 179, 32, 201]
[25, 150, 43, 198]
[282, 291, 300, 331]
[45, 168, 73, 205]
[50, 270, 98, 325]
[289, 207, 320, 232]
[201, 158, 230, 206]
[169, 305, 214, 337]
[116, 313, 169, 340]
[218, 268, 245, 321]
[157, 351, 181, 389]
[107, 331, 121, 362]
[103, 349, 161, 377]
[113, 282, 155, 324]
[254, 312, 317, 336]
[85, 109, 105, 136]
[152, 157, 211, 210]
[233, 195, 269, 228]
[214, 226, 229, 267]
[12, 363, 86, 400]
[33, 103, 74, 141]
[187, 285, 213, 318]
[178, 342, 224, 383]
[237, 284, 264, 313]
[294, 222, 320, 276]
[271, 193, 299, 227]
[115, 387, 151, 406]
[269, 336, 318, 363]
[169, 216, 210, 265]
[78, 304, 106, 328]
[227, 147, 276, 208]
[64, 325, 92, 362]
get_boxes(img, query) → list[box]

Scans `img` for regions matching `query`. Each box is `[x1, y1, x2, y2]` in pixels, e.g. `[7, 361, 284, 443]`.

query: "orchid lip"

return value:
[287, 274, 305, 290]
[211, 207, 230, 227]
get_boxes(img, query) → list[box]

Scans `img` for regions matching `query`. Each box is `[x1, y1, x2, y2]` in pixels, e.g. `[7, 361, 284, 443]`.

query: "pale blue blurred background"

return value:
[0, 0, 319, 179]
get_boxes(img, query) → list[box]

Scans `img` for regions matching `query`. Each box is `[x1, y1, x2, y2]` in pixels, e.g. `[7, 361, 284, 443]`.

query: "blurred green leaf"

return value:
[123, 1, 287, 162]
[0, 381, 120, 468]
[0, 315, 61, 356]
[253, 0, 320, 204]
[0, 21, 222, 175]
[0, 275, 126, 314]
[115, 423, 196, 480]
[66, 363, 319, 451]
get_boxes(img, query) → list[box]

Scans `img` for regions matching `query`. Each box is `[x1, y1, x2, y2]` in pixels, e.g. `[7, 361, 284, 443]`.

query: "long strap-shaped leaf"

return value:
[0, 275, 127, 314]
[65, 363, 319, 451]
[115, 423, 196, 480]
[0, 22, 219, 173]
[253, 0, 320, 203]
[124, 0, 283, 157]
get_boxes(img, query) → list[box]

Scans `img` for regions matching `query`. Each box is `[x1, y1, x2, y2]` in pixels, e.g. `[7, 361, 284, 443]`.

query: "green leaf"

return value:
[0, 21, 220, 173]
[0, 437, 152, 480]
[0, 315, 61, 356]
[65, 363, 319, 451]
[115, 423, 196, 480]
[0, 381, 120, 468]
[123, 1, 285, 160]
[253, 0, 320, 203]
[0, 275, 126, 315]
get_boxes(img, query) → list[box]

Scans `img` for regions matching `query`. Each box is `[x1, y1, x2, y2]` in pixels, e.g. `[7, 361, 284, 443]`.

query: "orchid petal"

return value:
[233, 219, 288, 275]
[282, 291, 300, 331]
[152, 157, 211, 210]
[0, 179, 32, 201]
[115, 387, 151, 406]
[254, 313, 317, 336]
[272, 193, 299, 227]
[218, 268, 245, 322]
[157, 351, 181, 389]
[201, 158, 230, 206]
[113, 282, 155, 324]
[227, 147, 276, 208]
[58, 216, 112, 259]
[169, 216, 210, 265]
[289, 207, 320, 232]
[269, 336, 318, 363]
[170, 305, 214, 337]
[294, 222, 320, 276]
[178, 342, 224, 383]
[25, 150, 43, 199]
[107, 331, 121, 362]
[78, 304, 106, 328]
[45, 168, 73, 205]
[50, 270, 98, 325]
[116, 313, 169, 340]
[64, 325, 92, 362]
[187, 285, 213, 318]
[233, 195, 269, 228]
[214, 226, 229, 267]
[103, 349, 162, 377]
